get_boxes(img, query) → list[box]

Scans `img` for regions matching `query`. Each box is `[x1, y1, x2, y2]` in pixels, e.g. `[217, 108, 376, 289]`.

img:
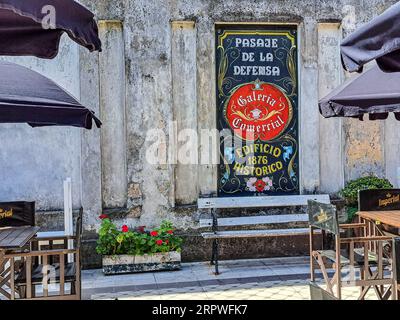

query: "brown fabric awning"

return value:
[0, 0, 101, 59]
[341, 2, 400, 73]
[319, 66, 400, 121]
[0, 61, 101, 129]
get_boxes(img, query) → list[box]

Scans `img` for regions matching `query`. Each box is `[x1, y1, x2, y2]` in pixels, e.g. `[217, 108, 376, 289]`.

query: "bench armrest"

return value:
[339, 223, 366, 229]
[32, 235, 76, 242]
[340, 236, 394, 244]
[4, 248, 78, 258]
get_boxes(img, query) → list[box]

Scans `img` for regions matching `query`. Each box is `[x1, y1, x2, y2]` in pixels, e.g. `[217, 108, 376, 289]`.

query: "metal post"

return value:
[211, 209, 219, 275]
[309, 226, 315, 282]
[210, 239, 216, 265]
[64, 178, 74, 262]
[214, 239, 220, 275]
[335, 235, 342, 299]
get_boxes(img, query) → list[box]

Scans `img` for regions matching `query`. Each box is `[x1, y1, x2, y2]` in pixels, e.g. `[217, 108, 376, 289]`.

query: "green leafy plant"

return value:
[96, 215, 183, 256]
[339, 175, 393, 221]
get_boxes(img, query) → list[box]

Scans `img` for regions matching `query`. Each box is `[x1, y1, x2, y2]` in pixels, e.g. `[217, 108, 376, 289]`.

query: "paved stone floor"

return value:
[82, 256, 378, 300]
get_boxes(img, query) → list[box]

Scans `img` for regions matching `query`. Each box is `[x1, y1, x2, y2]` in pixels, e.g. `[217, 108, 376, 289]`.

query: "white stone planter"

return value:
[102, 251, 181, 275]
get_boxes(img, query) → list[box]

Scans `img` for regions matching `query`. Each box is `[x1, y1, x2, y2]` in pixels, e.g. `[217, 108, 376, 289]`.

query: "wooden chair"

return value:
[4, 207, 83, 300]
[0, 201, 35, 299]
[358, 189, 400, 296]
[396, 238, 400, 297]
[309, 281, 338, 300]
[309, 200, 397, 300]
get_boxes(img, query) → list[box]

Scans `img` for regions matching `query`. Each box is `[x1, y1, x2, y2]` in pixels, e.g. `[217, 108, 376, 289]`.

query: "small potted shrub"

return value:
[96, 215, 183, 275]
[339, 175, 393, 222]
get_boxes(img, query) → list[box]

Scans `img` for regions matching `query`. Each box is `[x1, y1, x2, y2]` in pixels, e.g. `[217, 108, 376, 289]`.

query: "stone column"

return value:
[318, 23, 344, 194]
[197, 17, 218, 197]
[299, 18, 320, 193]
[80, 47, 102, 231]
[171, 21, 199, 205]
[98, 20, 128, 209]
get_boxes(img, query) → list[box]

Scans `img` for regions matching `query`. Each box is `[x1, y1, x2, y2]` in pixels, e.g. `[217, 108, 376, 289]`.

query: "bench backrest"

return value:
[198, 195, 330, 209]
[199, 195, 330, 228]
[358, 189, 400, 211]
[200, 214, 308, 228]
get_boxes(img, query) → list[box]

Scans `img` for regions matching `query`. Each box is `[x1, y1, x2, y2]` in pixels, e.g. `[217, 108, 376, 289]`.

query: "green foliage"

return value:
[96, 218, 119, 255]
[339, 175, 393, 222]
[339, 176, 393, 207]
[96, 218, 183, 256]
[345, 206, 359, 223]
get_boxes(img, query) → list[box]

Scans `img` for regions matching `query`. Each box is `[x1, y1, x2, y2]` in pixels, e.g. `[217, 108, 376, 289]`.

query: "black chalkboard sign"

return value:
[358, 189, 400, 211]
[0, 201, 35, 227]
[216, 25, 299, 196]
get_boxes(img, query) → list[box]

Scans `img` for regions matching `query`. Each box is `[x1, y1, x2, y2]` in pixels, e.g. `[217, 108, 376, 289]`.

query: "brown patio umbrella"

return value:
[319, 66, 400, 121]
[0, 61, 101, 129]
[0, 0, 101, 59]
[341, 2, 400, 73]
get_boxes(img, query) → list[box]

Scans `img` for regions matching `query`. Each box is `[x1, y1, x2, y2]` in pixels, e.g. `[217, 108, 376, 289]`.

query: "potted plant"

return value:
[96, 215, 183, 275]
[339, 175, 393, 223]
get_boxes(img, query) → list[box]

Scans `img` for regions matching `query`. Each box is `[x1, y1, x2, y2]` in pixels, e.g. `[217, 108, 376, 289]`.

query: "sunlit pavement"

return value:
[82, 256, 377, 300]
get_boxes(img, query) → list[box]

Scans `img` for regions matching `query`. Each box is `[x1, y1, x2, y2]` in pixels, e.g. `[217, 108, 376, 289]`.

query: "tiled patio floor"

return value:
[82, 256, 378, 300]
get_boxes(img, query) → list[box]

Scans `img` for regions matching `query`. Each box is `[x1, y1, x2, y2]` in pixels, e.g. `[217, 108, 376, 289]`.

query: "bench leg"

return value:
[213, 239, 220, 275]
[210, 240, 216, 265]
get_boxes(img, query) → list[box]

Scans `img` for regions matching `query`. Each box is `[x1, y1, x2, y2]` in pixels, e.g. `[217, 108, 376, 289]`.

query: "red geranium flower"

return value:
[137, 226, 146, 233]
[167, 230, 173, 234]
[254, 179, 266, 192]
[122, 225, 129, 233]
[99, 214, 109, 220]
[165, 240, 169, 244]
[156, 240, 163, 246]
[150, 231, 158, 237]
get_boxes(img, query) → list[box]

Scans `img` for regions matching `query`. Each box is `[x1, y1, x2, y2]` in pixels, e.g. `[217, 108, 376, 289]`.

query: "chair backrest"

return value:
[358, 189, 400, 211]
[308, 200, 339, 235]
[395, 237, 400, 282]
[75, 207, 83, 249]
[0, 201, 35, 227]
[309, 282, 338, 300]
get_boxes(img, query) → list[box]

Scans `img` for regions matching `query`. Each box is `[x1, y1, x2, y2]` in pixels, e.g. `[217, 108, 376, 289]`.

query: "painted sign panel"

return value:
[0, 201, 35, 227]
[216, 25, 299, 196]
[358, 189, 400, 211]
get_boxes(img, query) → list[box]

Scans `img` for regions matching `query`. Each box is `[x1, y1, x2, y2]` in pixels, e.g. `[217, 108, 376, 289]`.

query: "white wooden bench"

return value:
[198, 195, 330, 274]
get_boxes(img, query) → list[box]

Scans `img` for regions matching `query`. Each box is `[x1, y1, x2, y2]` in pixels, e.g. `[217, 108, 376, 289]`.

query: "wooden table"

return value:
[357, 211, 400, 229]
[0, 226, 39, 300]
[0, 226, 40, 250]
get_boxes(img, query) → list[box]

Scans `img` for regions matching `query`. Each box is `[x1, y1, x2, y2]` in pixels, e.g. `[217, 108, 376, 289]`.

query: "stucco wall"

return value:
[0, 37, 82, 210]
[1, 0, 399, 265]
[84, 0, 400, 230]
